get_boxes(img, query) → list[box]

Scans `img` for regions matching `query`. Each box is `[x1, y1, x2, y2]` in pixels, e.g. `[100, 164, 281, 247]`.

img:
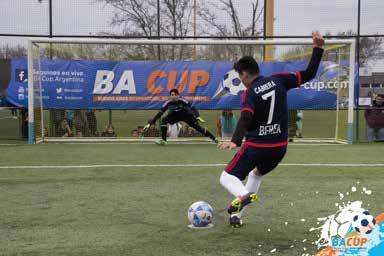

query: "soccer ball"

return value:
[352, 210, 376, 234]
[212, 69, 246, 98]
[187, 201, 214, 227]
[321, 202, 365, 241]
[325, 209, 355, 239]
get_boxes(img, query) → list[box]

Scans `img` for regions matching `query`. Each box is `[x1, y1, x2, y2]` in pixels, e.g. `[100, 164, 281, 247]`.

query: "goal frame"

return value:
[27, 38, 356, 144]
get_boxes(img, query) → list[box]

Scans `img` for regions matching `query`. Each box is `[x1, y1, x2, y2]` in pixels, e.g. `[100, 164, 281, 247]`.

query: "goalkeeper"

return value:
[144, 89, 219, 145]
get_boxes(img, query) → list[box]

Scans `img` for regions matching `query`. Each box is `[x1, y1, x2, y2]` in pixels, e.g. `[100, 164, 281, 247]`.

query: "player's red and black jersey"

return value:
[241, 72, 301, 145]
[231, 47, 323, 147]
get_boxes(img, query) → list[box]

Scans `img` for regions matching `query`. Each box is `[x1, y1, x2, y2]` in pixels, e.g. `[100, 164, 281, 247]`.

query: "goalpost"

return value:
[27, 38, 356, 144]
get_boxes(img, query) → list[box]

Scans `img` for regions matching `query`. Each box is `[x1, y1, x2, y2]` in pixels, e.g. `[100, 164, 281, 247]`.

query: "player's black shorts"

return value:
[161, 112, 196, 126]
[225, 142, 287, 180]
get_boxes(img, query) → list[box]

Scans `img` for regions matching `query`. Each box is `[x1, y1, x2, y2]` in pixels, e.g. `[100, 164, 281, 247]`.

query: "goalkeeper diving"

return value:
[144, 89, 219, 145]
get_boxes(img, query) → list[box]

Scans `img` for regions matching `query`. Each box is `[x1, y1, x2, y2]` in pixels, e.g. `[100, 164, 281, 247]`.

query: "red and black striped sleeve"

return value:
[231, 88, 256, 146]
[272, 47, 324, 90]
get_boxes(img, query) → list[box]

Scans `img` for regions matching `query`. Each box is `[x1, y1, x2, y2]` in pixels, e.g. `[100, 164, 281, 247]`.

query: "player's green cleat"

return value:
[155, 139, 167, 146]
[227, 192, 258, 214]
[214, 138, 220, 144]
[229, 215, 243, 228]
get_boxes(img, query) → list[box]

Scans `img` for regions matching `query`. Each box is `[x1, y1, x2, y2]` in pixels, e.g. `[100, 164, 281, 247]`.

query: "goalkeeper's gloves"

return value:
[143, 123, 151, 132]
[196, 116, 205, 123]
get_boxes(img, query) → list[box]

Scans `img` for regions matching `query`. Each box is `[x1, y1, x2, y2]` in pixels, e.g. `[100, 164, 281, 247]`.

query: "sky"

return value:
[0, 0, 383, 70]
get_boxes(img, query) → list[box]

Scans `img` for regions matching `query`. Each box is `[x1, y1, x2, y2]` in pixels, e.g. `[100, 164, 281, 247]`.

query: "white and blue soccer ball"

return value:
[352, 210, 376, 235]
[213, 69, 246, 98]
[187, 201, 214, 227]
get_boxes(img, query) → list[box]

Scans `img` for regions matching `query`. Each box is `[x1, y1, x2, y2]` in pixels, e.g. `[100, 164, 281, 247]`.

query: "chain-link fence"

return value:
[0, 0, 383, 142]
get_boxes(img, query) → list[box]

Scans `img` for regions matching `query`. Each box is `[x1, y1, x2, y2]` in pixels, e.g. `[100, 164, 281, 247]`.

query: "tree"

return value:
[358, 37, 383, 67]
[198, 0, 263, 37]
[96, 0, 197, 60]
[0, 45, 27, 59]
[96, 0, 265, 60]
[196, 0, 265, 59]
[280, 31, 383, 66]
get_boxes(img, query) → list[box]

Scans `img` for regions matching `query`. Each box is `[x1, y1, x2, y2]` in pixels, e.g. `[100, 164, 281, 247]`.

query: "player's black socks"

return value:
[204, 129, 217, 142]
[160, 125, 167, 141]
[192, 123, 216, 142]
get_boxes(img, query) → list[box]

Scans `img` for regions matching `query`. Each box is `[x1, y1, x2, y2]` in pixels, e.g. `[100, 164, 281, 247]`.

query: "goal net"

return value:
[27, 38, 355, 144]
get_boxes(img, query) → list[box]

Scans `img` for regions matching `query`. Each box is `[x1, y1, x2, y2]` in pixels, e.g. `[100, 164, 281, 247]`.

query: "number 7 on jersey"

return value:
[261, 90, 275, 125]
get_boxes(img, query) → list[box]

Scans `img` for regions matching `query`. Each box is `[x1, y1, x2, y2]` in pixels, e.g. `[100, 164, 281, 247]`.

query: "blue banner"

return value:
[5, 59, 357, 110]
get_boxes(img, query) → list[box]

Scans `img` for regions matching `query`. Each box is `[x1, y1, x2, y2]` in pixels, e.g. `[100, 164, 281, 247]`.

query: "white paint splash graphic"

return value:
[310, 201, 366, 248]
[306, 184, 377, 253]
[362, 187, 372, 195]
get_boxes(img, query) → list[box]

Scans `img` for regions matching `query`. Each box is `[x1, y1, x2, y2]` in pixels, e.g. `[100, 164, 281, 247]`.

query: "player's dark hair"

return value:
[233, 56, 259, 75]
[169, 89, 179, 95]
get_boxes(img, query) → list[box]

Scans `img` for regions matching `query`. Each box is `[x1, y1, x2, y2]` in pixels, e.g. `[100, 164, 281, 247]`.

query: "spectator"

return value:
[11, 108, 18, 119]
[57, 119, 73, 137]
[143, 125, 159, 137]
[217, 110, 237, 139]
[101, 124, 117, 137]
[86, 110, 98, 136]
[179, 123, 196, 137]
[131, 129, 139, 137]
[187, 126, 198, 137]
[43, 127, 49, 137]
[167, 123, 182, 138]
[65, 109, 75, 130]
[296, 110, 303, 138]
[20, 108, 28, 139]
[74, 110, 88, 137]
[365, 93, 384, 142]
[180, 123, 189, 137]
[137, 126, 144, 137]
[288, 110, 297, 141]
[53, 110, 65, 136]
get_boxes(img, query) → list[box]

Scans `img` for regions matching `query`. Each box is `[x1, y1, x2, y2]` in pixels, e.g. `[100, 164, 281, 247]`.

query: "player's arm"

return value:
[219, 109, 253, 149]
[183, 99, 200, 117]
[183, 99, 205, 122]
[231, 111, 253, 146]
[148, 101, 169, 125]
[224, 88, 256, 148]
[298, 31, 325, 84]
[274, 31, 324, 89]
[231, 87, 257, 146]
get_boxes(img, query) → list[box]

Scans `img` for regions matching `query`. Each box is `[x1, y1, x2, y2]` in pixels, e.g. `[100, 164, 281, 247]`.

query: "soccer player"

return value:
[218, 31, 325, 227]
[144, 88, 219, 145]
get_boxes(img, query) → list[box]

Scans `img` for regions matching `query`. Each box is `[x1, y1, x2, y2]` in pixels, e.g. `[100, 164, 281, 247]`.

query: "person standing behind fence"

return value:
[74, 110, 88, 137]
[217, 110, 237, 139]
[86, 110, 98, 136]
[65, 109, 75, 130]
[365, 93, 384, 142]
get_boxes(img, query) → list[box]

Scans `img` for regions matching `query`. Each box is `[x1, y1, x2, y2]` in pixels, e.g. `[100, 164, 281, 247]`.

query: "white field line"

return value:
[58, 142, 345, 146]
[0, 163, 384, 169]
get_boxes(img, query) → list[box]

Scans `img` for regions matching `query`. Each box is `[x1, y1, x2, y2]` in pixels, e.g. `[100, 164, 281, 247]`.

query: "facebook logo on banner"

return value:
[15, 69, 28, 82]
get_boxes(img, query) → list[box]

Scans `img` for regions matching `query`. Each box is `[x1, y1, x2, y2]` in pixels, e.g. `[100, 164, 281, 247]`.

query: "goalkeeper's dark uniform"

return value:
[149, 98, 217, 142]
